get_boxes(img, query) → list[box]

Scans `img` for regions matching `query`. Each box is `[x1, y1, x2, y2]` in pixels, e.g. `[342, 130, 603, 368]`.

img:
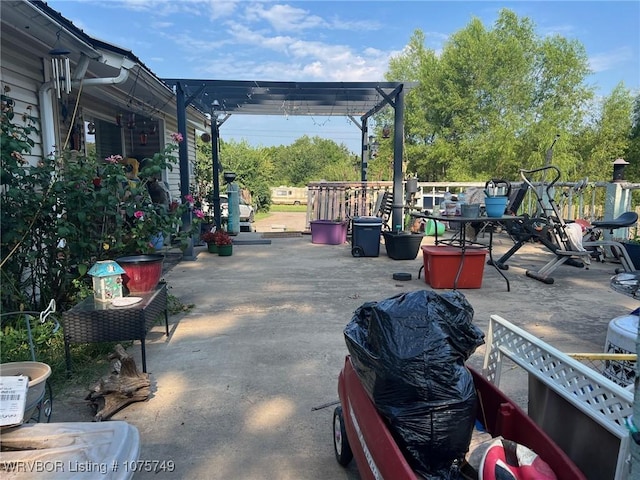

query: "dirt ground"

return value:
[252, 211, 308, 233]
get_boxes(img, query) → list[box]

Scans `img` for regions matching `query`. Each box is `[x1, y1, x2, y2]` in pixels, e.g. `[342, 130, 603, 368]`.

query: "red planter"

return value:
[115, 254, 164, 294]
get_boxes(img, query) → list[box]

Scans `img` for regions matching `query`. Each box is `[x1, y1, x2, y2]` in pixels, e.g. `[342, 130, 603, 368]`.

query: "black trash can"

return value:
[351, 216, 383, 257]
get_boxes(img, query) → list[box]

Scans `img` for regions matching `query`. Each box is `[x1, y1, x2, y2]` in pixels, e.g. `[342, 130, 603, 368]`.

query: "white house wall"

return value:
[0, 21, 45, 162]
[163, 117, 198, 203]
[1, 1, 204, 200]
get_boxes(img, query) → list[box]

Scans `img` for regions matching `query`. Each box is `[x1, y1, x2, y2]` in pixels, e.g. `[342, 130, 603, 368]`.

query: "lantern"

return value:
[88, 260, 126, 303]
[612, 158, 629, 183]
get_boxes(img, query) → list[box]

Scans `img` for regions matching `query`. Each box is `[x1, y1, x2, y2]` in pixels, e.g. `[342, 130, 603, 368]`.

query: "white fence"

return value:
[304, 180, 640, 237]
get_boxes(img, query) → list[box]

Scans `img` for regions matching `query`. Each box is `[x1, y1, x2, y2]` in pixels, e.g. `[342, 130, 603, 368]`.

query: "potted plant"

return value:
[201, 231, 219, 253]
[215, 230, 233, 256]
[98, 134, 203, 294]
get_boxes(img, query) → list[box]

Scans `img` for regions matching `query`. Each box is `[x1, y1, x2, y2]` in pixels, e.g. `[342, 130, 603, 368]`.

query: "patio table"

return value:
[62, 283, 168, 374]
[415, 213, 523, 291]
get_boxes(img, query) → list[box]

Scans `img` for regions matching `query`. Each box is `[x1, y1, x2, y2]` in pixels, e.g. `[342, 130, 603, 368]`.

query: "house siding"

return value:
[2, 1, 204, 200]
[163, 117, 198, 202]
[1, 24, 45, 163]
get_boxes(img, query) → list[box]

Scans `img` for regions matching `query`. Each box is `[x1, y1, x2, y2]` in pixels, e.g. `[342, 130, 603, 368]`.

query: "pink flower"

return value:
[134, 210, 144, 219]
[185, 194, 194, 204]
[194, 209, 204, 219]
[104, 154, 123, 164]
[171, 132, 184, 143]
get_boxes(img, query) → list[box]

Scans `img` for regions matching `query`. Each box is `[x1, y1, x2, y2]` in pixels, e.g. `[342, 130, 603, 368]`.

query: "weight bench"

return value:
[583, 212, 638, 272]
[519, 166, 635, 284]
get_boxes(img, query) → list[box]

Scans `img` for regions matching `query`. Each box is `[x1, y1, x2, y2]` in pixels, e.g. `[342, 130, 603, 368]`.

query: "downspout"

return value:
[38, 81, 57, 159]
[75, 67, 129, 87]
[38, 53, 131, 157]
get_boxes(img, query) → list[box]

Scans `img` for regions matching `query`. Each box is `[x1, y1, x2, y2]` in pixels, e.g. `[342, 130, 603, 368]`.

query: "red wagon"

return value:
[333, 356, 586, 480]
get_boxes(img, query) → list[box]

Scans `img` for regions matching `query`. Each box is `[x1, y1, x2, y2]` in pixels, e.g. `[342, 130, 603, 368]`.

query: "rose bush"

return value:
[1, 93, 201, 312]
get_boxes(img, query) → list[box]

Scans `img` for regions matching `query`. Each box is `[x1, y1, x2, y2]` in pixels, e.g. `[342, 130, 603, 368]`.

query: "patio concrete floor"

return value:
[52, 229, 638, 479]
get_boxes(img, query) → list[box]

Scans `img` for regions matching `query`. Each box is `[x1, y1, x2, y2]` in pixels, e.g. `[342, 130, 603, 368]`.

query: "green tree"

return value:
[271, 135, 356, 184]
[386, 9, 594, 182]
[576, 83, 634, 181]
[220, 139, 275, 211]
[623, 93, 640, 181]
[195, 135, 213, 197]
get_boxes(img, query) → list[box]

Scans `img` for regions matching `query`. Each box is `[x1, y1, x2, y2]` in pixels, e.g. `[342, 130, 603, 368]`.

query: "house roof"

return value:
[6, 1, 206, 123]
[160, 79, 415, 119]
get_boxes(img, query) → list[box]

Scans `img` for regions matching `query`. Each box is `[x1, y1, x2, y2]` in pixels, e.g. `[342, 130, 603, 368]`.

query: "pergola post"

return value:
[211, 117, 222, 230]
[175, 82, 195, 260]
[391, 86, 405, 231]
[361, 121, 369, 182]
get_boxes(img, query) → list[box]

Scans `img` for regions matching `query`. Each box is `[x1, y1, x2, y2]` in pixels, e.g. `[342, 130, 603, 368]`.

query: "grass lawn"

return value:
[269, 204, 307, 212]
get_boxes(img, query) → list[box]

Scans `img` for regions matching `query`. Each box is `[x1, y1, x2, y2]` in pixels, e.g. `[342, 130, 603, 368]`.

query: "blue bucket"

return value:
[485, 196, 508, 218]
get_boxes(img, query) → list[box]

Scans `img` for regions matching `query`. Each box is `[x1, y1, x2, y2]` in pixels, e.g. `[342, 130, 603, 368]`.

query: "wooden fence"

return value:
[303, 180, 640, 236]
[306, 181, 392, 229]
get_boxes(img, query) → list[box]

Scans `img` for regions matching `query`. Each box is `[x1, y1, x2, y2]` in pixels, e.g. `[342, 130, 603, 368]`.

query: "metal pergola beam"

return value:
[163, 79, 416, 241]
[161, 79, 413, 117]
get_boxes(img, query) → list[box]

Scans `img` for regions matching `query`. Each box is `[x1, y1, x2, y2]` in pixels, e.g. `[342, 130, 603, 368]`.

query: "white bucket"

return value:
[603, 314, 638, 385]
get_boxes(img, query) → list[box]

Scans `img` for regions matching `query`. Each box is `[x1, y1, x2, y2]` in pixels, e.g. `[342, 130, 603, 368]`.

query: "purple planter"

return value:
[310, 220, 347, 245]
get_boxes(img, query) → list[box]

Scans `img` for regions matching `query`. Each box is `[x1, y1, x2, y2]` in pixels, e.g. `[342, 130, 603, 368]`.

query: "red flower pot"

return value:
[115, 254, 164, 294]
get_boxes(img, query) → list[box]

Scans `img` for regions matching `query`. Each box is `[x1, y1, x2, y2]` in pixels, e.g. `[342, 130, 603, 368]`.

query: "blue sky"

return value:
[48, 0, 640, 153]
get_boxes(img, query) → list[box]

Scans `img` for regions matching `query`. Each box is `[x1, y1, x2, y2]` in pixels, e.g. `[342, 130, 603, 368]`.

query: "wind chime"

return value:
[49, 30, 72, 99]
[139, 121, 148, 146]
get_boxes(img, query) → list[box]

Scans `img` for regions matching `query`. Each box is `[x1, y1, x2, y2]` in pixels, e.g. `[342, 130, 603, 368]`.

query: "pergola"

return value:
[161, 79, 415, 250]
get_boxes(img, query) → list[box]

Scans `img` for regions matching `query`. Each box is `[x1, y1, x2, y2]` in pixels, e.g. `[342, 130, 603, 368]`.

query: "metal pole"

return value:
[212, 117, 222, 230]
[391, 86, 405, 230]
[361, 121, 368, 182]
[175, 82, 195, 260]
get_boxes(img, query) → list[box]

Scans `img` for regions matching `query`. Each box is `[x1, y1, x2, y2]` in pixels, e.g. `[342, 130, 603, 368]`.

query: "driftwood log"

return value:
[86, 344, 151, 421]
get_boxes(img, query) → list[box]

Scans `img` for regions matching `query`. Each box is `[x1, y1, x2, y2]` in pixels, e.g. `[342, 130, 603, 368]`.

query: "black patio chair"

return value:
[373, 190, 393, 231]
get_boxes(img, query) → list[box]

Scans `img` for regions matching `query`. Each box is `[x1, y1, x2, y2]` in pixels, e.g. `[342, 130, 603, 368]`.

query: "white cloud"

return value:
[206, 0, 240, 21]
[214, 20, 393, 81]
[244, 3, 326, 32]
[589, 47, 634, 73]
[227, 22, 294, 51]
[142, 2, 398, 82]
[152, 21, 174, 29]
[328, 17, 383, 32]
[540, 23, 578, 38]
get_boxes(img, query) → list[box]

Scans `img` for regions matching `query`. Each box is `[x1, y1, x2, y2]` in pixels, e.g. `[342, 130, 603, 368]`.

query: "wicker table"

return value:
[63, 283, 168, 373]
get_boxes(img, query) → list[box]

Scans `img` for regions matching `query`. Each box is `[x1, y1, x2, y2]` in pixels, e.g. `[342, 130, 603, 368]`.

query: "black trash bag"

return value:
[343, 289, 485, 479]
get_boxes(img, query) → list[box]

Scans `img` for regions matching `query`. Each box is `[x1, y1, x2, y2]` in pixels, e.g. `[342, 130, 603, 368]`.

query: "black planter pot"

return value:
[622, 242, 640, 269]
[382, 232, 424, 260]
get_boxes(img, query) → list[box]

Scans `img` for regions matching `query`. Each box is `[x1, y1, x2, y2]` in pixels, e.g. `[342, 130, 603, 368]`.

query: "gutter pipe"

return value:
[38, 54, 132, 157]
